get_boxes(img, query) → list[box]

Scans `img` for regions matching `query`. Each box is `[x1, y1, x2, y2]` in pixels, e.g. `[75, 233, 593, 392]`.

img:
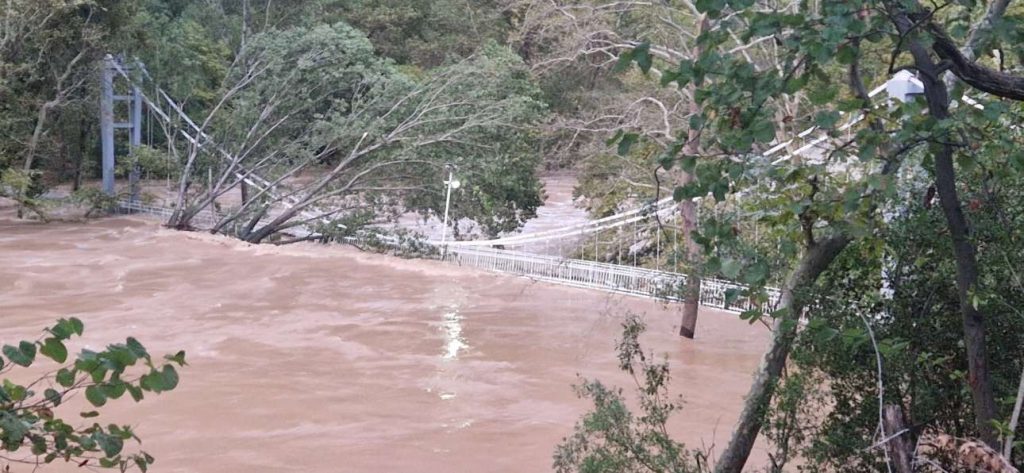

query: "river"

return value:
[0, 203, 769, 472]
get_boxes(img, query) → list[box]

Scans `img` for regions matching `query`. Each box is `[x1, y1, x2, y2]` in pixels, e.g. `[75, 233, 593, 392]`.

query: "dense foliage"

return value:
[785, 172, 1024, 470]
[558, 0, 1024, 471]
[0, 0, 546, 242]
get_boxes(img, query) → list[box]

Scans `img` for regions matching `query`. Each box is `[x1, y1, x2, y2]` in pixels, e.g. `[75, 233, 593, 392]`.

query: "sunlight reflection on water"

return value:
[441, 307, 467, 361]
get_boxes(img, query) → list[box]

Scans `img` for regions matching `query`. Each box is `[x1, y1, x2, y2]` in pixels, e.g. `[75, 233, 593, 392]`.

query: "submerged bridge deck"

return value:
[443, 246, 780, 313]
[117, 199, 780, 313]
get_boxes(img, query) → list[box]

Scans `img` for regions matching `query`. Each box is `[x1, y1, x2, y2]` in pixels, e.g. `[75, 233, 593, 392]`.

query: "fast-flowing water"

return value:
[0, 204, 769, 472]
[396, 172, 590, 250]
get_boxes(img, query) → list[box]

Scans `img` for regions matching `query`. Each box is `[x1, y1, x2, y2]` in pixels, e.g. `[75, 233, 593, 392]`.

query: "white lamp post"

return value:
[439, 167, 461, 250]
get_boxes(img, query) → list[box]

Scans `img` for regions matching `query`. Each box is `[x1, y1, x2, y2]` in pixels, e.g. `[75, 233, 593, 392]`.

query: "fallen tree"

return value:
[165, 22, 547, 243]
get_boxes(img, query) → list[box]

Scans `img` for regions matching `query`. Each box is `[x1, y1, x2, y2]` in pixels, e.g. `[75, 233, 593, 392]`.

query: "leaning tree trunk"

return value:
[22, 100, 57, 174]
[714, 235, 850, 473]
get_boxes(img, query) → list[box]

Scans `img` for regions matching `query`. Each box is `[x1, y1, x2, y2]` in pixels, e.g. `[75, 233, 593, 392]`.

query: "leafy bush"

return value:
[554, 315, 704, 473]
[0, 168, 47, 220]
[1, 318, 185, 471]
[71, 188, 121, 218]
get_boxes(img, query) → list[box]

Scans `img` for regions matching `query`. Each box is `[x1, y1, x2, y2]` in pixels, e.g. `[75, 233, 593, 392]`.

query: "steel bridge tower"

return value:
[99, 54, 143, 201]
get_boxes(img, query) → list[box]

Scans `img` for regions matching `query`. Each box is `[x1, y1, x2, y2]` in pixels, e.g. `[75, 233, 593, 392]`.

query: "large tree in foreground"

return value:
[606, 0, 1024, 470]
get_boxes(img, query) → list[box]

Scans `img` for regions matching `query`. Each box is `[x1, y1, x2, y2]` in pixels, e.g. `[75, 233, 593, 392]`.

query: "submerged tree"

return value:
[554, 315, 701, 473]
[165, 22, 546, 243]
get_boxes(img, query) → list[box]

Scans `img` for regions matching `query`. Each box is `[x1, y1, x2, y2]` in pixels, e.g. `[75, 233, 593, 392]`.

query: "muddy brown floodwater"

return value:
[0, 209, 770, 472]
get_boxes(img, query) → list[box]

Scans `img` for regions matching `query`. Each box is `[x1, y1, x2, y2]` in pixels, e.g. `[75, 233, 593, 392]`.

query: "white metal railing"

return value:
[443, 246, 781, 313]
[116, 199, 221, 228]
[117, 199, 783, 312]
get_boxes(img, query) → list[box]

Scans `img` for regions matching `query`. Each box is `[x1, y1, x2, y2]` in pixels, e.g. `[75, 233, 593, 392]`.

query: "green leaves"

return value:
[605, 130, 640, 157]
[126, 384, 145, 402]
[85, 385, 108, 407]
[679, 154, 698, 174]
[724, 288, 744, 306]
[615, 42, 652, 74]
[126, 337, 149, 359]
[44, 388, 62, 406]
[0, 319, 184, 470]
[3, 341, 36, 367]
[55, 368, 75, 388]
[835, 43, 858, 65]
[164, 350, 188, 366]
[140, 365, 180, 393]
[39, 337, 68, 363]
[743, 261, 770, 285]
[813, 111, 841, 129]
[101, 381, 127, 400]
[94, 432, 124, 458]
[807, 84, 838, 105]
[750, 120, 775, 143]
[659, 154, 675, 171]
[672, 186, 688, 203]
[2, 380, 28, 403]
[695, 0, 727, 15]
[556, 315, 690, 472]
[0, 411, 29, 445]
[783, 74, 809, 95]
[721, 258, 743, 279]
[617, 133, 639, 156]
[48, 317, 84, 340]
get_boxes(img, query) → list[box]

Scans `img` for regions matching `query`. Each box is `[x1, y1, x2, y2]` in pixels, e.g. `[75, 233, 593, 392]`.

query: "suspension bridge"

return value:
[99, 55, 925, 314]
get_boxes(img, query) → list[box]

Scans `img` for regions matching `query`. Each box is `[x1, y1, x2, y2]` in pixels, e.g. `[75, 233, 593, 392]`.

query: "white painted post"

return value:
[439, 169, 460, 254]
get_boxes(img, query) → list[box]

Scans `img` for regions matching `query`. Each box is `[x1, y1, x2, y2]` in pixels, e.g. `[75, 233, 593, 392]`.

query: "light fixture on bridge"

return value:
[440, 164, 461, 251]
[885, 70, 925, 103]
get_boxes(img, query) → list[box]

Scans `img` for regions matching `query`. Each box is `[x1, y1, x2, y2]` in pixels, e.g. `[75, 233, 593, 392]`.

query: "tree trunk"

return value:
[678, 16, 707, 339]
[71, 123, 89, 192]
[933, 142, 998, 446]
[883, 405, 915, 473]
[894, 17, 999, 445]
[714, 235, 850, 473]
[240, 180, 250, 206]
[22, 100, 56, 173]
[678, 193, 700, 338]
[245, 202, 303, 243]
